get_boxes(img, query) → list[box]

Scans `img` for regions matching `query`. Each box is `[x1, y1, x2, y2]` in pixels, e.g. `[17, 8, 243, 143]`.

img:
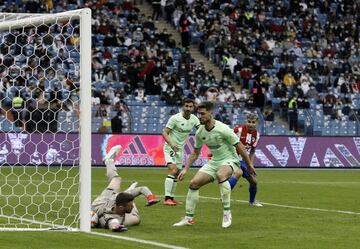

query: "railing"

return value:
[303, 109, 314, 136]
[257, 109, 266, 135]
[352, 111, 360, 136]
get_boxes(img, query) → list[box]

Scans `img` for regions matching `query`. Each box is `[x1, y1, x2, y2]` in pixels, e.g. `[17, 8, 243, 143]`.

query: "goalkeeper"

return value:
[91, 145, 159, 232]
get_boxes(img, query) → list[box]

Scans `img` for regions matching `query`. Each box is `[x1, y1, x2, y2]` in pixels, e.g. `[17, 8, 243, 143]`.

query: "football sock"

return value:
[185, 188, 199, 217]
[219, 181, 231, 210]
[249, 184, 257, 203]
[125, 186, 152, 198]
[105, 159, 118, 181]
[165, 175, 175, 200]
[170, 179, 178, 198]
[228, 176, 238, 190]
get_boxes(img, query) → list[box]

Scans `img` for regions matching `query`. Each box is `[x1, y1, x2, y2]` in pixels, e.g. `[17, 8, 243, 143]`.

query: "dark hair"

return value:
[115, 192, 134, 206]
[197, 101, 214, 111]
[183, 98, 195, 106]
[246, 112, 258, 121]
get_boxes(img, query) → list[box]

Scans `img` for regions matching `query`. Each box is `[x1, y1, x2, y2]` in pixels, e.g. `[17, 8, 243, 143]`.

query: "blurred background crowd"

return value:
[0, 0, 359, 136]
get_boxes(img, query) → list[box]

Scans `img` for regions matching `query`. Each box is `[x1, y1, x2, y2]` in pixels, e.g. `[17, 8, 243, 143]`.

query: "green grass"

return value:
[1, 168, 360, 249]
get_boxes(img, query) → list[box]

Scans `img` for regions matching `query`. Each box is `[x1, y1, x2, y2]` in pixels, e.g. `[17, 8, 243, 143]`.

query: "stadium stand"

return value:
[0, 0, 359, 136]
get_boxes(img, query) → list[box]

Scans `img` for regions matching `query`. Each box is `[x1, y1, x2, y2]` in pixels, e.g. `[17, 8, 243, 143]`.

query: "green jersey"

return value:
[195, 120, 239, 162]
[165, 112, 200, 147]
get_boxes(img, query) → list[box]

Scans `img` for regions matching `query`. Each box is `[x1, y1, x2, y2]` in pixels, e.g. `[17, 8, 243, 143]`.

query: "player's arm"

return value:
[91, 207, 106, 228]
[162, 127, 179, 152]
[235, 142, 255, 175]
[178, 147, 201, 181]
[224, 125, 255, 174]
[249, 146, 256, 165]
[108, 218, 128, 232]
[249, 132, 259, 165]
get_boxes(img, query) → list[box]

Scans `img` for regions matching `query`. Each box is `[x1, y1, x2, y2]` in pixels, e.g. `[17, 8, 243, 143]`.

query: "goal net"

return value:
[0, 9, 91, 231]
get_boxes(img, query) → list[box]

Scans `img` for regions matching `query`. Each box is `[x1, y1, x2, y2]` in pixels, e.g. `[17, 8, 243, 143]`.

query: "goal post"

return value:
[0, 8, 91, 232]
[79, 8, 92, 233]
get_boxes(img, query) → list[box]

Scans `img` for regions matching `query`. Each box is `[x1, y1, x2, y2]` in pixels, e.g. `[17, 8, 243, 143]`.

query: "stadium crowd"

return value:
[163, 0, 360, 124]
[0, 0, 359, 134]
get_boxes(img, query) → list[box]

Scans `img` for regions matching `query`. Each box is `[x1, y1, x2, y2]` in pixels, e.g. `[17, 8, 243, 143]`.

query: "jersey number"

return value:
[170, 151, 175, 157]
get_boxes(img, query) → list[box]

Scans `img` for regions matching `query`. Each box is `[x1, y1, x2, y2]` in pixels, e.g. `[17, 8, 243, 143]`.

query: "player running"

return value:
[91, 145, 159, 232]
[228, 113, 263, 207]
[173, 101, 255, 228]
[162, 98, 200, 206]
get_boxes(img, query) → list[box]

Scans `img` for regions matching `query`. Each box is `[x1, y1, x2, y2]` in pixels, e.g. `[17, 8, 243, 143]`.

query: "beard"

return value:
[200, 118, 209, 124]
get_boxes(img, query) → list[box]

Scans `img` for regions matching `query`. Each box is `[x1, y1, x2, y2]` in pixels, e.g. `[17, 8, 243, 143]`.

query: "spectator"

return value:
[252, 80, 266, 110]
[306, 84, 319, 101]
[273, 82, 287, 98]
[143, 16, 156, 31]
[264, 107, 275, 122]
[152, 0, 162, 21]
[134, 87, 147, 102]
[12, 91, 24, 128]
[288, 94, 298, 133]
[179, 14, 190, 48]
[133, 28, 144, 43]
[283, 72, 297, 87]
[111, 111, 123, 134]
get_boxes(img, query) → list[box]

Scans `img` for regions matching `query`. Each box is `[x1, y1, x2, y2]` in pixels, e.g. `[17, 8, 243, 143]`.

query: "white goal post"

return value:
[0, 8, 91, 232]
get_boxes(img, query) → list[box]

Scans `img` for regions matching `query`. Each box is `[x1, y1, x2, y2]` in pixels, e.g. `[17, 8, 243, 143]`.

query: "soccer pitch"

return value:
[1, 167, 360, 249]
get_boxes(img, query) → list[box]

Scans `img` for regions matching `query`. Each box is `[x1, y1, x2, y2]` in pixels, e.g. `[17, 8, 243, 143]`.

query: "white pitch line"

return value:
[259, 181, 360, 185]
[90, 231, 189, 249]
[0, 214, 72, 229]
[3, 194, 360, 216]
[4, 179, 360, 185]
[1, 214, 187, 248]
[197, 196, 360, 216]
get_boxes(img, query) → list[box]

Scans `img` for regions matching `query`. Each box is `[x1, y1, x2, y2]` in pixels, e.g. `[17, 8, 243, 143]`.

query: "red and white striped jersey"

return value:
[233, 124, 260, 153]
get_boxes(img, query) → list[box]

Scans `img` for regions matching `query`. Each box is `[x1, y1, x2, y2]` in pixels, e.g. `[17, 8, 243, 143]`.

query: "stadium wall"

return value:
[1, 133, 358, 168]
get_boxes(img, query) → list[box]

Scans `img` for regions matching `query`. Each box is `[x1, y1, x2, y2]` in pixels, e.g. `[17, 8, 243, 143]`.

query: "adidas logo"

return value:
[118, 136, 153, 166]
[122, 135, 147, 155]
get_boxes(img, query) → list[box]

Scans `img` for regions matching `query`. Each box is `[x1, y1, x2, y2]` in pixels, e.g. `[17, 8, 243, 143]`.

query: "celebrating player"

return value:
[91, 145, 159, 232]
[162, 98, 200, 206]
[173, 101, 255, 228]
[228, 113, 262, 207]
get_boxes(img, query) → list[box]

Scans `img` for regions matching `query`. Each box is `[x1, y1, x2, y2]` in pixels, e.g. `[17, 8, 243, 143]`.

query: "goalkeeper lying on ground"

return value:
[90, 145, 159, 232]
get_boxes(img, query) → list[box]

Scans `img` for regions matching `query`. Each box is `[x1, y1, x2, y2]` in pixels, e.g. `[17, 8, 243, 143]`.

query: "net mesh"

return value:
[0, 12, 82, 230]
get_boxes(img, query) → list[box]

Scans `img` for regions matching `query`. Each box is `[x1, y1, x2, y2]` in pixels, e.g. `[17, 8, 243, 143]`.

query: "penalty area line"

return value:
[90, 231, 189, 249]
[197, 196, 360, 216]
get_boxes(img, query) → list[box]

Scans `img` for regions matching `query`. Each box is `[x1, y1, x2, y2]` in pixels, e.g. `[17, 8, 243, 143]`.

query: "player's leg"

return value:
[186, 171, 213, 217]
[91, 145, 123, 228]
[104, 145, 122, 185]
[228, 164, 243, 190]
[173, 170, 213, 226]
[164, 163, 179, 205]
[164, 145, 181, 205]
[216, 163, 236, 228]
[245, 174, 263, 206]
[170, 158, 183, 205]
[124, 185, 160, 206]
[229, 160, 250, 190]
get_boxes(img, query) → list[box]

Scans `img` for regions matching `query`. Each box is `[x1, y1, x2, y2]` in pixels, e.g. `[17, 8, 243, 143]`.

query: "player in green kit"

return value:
[162, 98, 200, 206]
[173, 101, 255, 228]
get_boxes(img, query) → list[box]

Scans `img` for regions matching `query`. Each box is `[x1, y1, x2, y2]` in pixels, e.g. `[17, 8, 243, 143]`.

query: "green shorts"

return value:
[199, 160, 240, 180]
[163, 143, 184, 169]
